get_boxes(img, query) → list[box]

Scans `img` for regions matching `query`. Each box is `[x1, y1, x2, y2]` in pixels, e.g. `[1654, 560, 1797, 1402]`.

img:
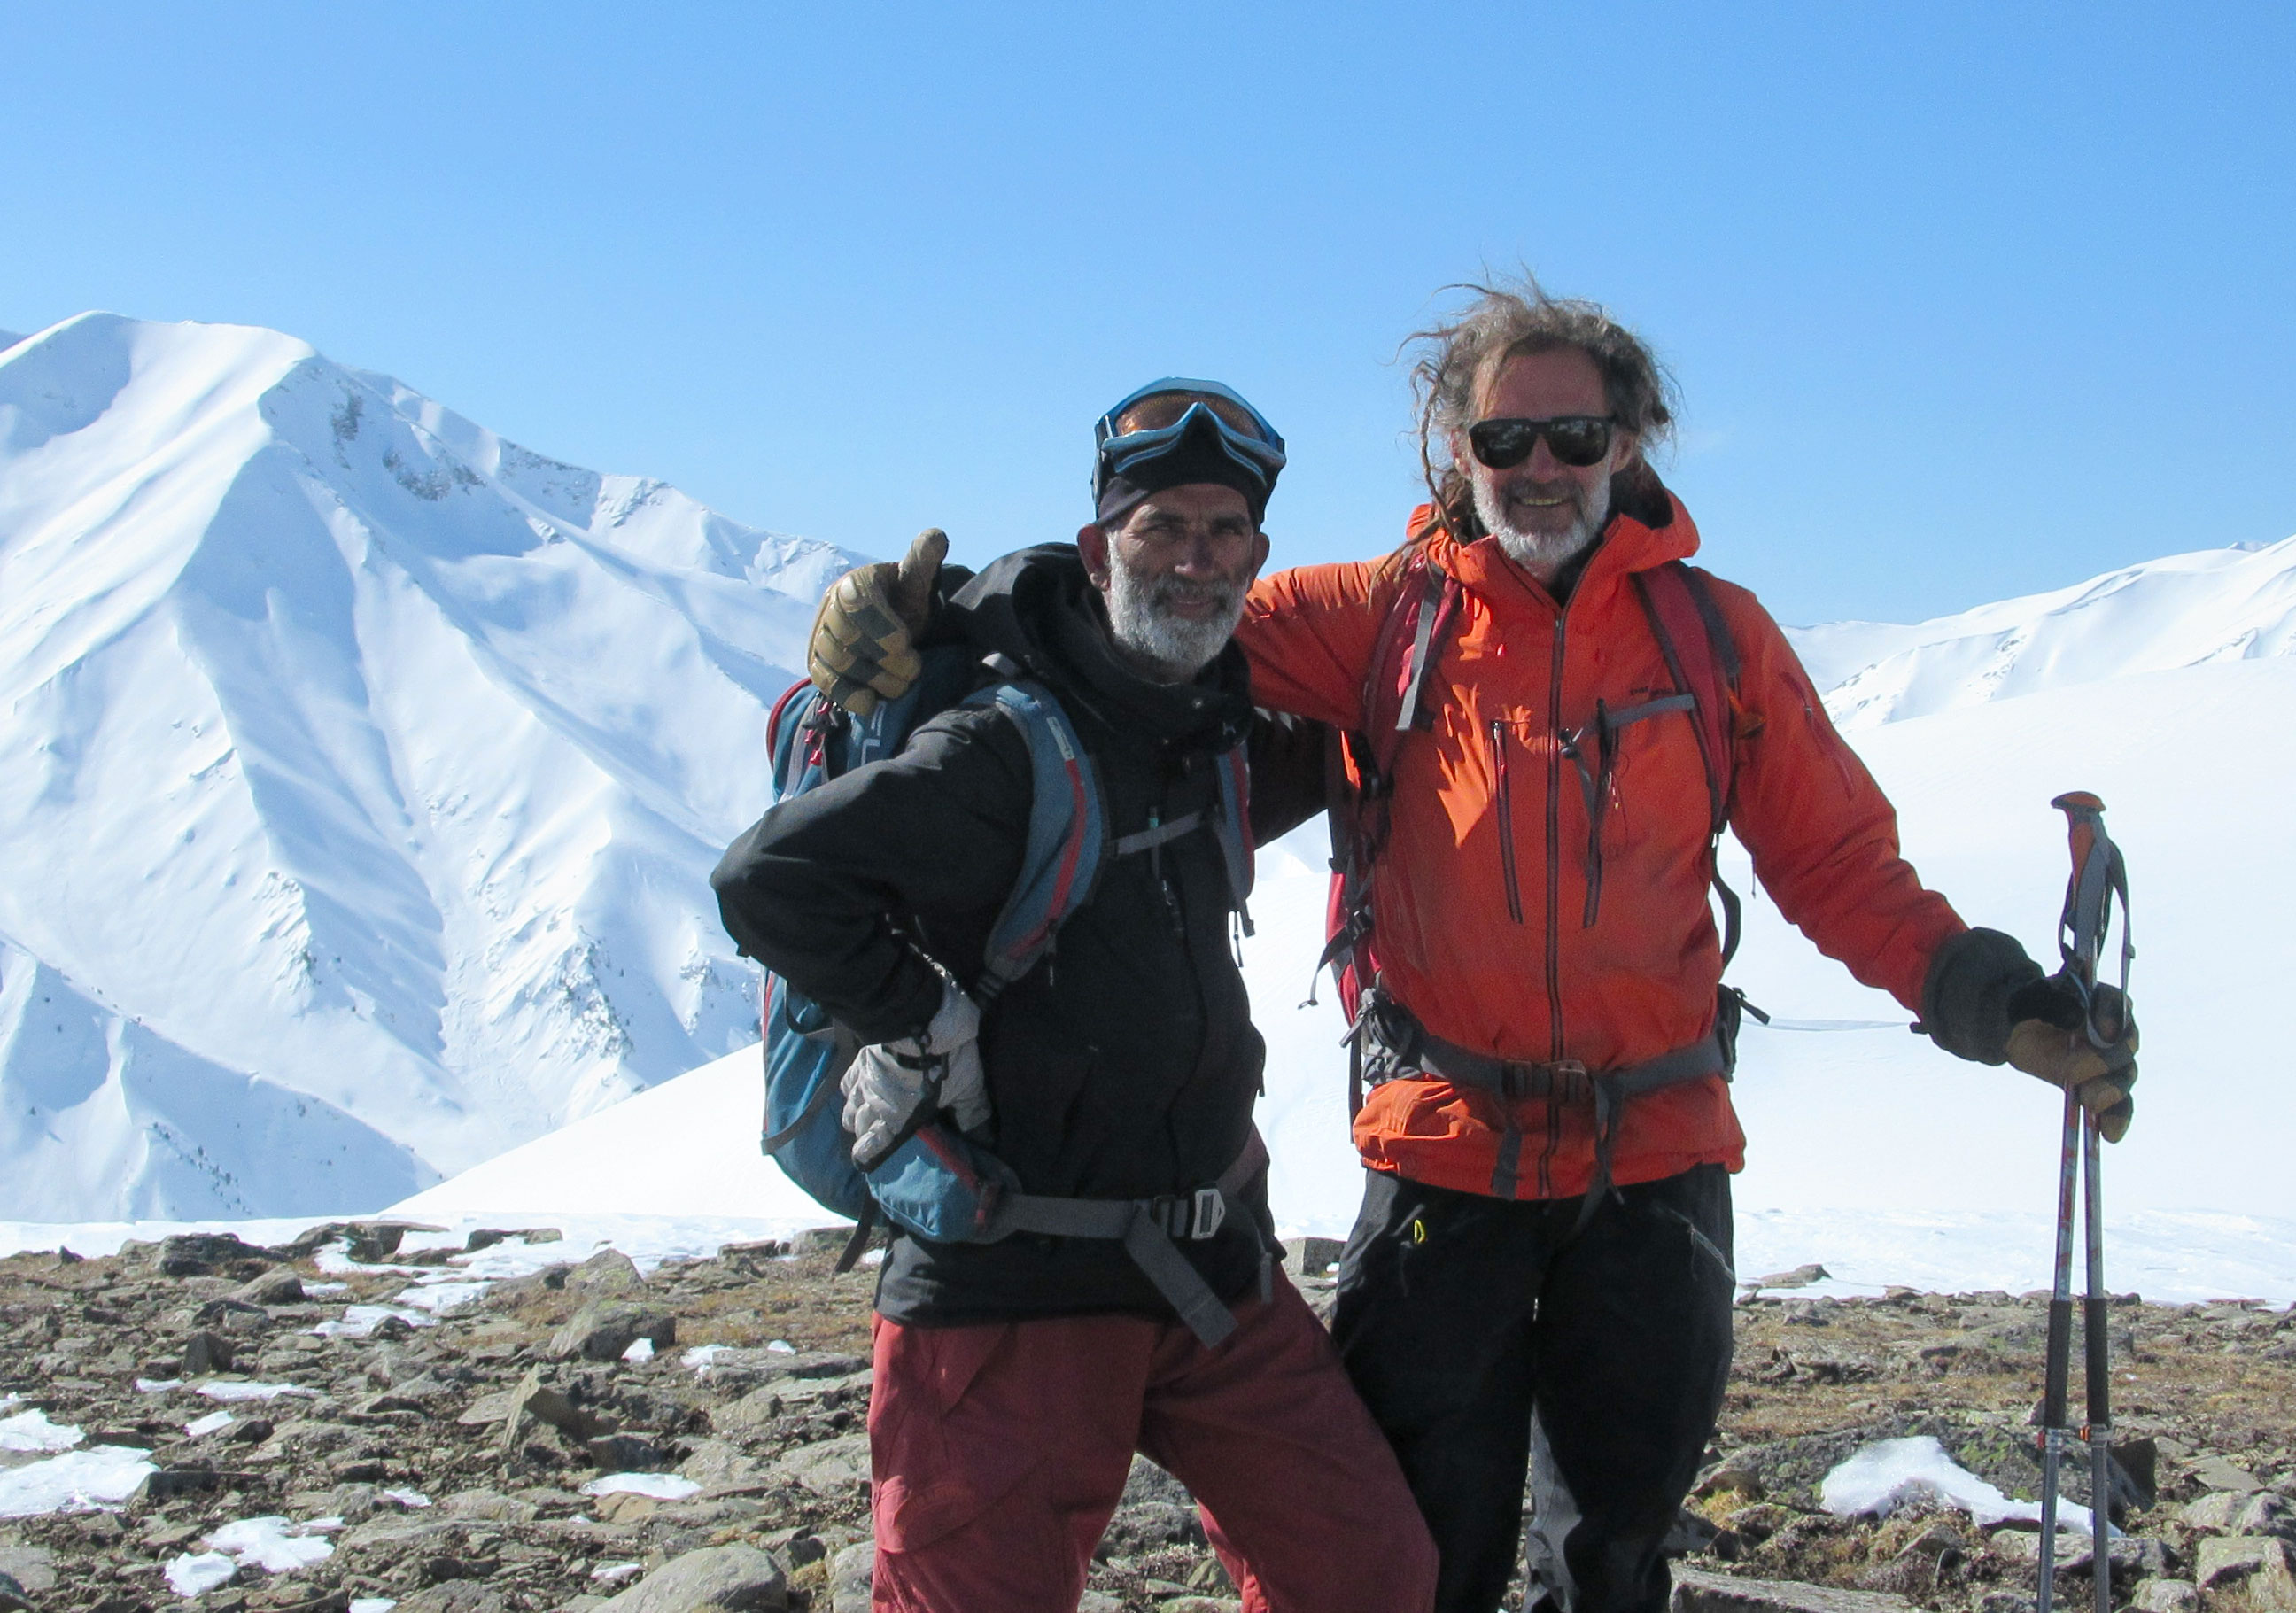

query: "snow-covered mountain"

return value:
[1787, 539, 2296, 730]
[0, 314, 862, 1220]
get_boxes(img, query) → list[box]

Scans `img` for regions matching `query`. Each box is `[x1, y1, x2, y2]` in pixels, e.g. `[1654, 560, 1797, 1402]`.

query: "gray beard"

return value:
[1105, 565, 1245, 682]
[1474, 474, 1611, 575]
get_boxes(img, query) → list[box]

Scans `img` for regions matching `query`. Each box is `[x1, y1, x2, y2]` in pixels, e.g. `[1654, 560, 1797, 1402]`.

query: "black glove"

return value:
[1923, 928, 2139, 1141]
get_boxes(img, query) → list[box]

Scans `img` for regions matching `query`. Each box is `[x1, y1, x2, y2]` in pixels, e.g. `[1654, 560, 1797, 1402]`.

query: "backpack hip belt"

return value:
[986, 1130, 1272, 1350]
[1354, 987, 1729, 1232]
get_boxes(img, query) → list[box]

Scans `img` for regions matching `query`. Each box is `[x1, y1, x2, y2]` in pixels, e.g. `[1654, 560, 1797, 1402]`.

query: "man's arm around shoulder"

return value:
[711, 706, 1034, 1043]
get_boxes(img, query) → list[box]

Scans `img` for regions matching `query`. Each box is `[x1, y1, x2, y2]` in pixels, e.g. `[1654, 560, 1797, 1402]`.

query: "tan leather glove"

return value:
[808, 529, 945, 717]
[2005, 982, 2138, 1143]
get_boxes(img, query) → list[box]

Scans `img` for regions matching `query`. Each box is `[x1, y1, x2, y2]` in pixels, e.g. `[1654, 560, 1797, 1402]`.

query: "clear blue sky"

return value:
[4, 4, 2290, 625]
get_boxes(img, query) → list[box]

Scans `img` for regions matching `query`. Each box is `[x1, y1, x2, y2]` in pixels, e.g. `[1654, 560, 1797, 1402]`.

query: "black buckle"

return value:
[1146, 1188, 1227, 1241]
[1498, 1059, 1587, 1103]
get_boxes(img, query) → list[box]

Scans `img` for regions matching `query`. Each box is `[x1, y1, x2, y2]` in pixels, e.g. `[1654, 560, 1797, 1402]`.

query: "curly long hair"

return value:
[1407, 275, 1679, 536]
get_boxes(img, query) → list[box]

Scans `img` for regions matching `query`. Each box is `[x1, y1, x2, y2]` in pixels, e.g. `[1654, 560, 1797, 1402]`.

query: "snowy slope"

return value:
[1788, 539, 2296, 730]
[0, 314, 861, 1220]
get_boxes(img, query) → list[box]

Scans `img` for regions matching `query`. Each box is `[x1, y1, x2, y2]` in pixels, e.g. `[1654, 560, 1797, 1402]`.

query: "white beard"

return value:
[1105, 563, 1245, 682]
[1474, 473, 1611, 576]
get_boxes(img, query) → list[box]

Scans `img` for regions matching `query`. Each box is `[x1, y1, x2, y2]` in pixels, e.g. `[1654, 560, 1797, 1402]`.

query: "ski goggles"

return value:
[1466, 415, 1617, 470]
[1094, 378, 1287, 499]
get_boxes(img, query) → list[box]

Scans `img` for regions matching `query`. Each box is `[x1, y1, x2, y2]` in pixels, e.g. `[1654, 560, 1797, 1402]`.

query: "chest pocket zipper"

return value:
[1557, 693, 1696, 929]
[1488, 719, 1524, 926]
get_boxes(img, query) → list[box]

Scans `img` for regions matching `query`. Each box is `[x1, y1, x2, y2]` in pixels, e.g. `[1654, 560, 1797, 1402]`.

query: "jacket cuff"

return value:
[1921, 927, 2044, 1065]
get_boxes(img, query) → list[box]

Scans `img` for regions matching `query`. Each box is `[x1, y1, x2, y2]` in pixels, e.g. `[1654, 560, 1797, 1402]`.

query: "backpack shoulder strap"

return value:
[1630, 561, 1741, 836]
[1632, 561, 1751, 967]
[959, 679, 1108, 992]
[1361, 552, 1466, 754]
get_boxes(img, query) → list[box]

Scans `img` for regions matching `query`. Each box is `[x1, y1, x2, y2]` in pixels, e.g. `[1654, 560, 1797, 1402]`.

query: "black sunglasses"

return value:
[1467, 415, 1617, 470]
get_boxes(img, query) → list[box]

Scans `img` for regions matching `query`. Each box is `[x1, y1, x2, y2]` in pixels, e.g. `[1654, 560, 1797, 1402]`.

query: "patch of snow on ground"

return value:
[165, 1553, 237, 1595]
[1823, 1434, 2100, 1534]
[0, 1407, 81, 1453]
[194, 1382, 316, 1403]
[582, 1472, 701, 1501]
[0, 1446, 158, 1517]
[206, 1514, 337, 1572]
[311, 1305, 437, 1339]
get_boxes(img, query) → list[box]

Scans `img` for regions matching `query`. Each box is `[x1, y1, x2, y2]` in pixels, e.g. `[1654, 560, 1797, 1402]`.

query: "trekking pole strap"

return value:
[982, 1131, 1271, 1348]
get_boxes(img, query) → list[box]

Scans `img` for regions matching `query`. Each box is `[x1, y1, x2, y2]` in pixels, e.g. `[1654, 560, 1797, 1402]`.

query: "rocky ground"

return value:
[1, 1227, 2292, 1613]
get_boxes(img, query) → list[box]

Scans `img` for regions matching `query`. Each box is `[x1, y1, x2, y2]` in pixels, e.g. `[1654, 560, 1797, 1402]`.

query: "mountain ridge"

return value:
[0, 313, 861, 1219]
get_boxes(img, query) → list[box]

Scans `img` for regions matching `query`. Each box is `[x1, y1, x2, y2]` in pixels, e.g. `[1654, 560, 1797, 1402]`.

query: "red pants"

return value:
[868, 1276, 1438, 1613]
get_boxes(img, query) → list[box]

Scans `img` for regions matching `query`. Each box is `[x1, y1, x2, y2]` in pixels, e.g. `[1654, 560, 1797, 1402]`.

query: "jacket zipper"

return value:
[1489, 719, 1524, 925]
[1538, 611, 1569, 1200]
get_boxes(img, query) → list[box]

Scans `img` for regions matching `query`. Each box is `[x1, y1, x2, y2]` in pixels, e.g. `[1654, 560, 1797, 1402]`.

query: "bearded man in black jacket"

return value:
[711, 381, 1436, 1613]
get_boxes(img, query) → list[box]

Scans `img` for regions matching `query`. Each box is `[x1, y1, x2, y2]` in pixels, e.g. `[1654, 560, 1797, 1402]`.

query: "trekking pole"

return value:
[2035, 791, 2134, 1613]
[2036, 1085, 2079, 1613]
[2083, 1098, 2112, 1613]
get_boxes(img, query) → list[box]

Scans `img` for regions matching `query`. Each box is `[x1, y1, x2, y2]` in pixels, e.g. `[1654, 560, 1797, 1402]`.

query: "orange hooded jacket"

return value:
[1237, 487, 1966, 1202]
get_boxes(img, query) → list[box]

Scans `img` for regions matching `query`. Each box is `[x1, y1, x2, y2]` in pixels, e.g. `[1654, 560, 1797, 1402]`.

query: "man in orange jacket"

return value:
[806, 282, 2135, 1613]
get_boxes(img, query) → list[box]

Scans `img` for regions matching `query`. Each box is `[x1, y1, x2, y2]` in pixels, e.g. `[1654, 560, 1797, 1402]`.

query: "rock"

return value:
[133, 1467, 230, 1503]
[1987, 1530, 2172, 1578]
[342, 1221, 444, 1263]
[2194, 1458, 2266, 1494]
[0, 1550, 54, 1598]
[794, 1227, 860, 1259]
[459, 1388, 522, 1425]
[440, 1488, 539, 1521]
[1157, 1601, 1241, 1613]
[232, 1265, 307, 1305]
[0, 1570, 33, 1613]
[1664, 1508, 1723, 1557]
[1281, 1237, 1345, 1279]
[182, 1329, 236, 1375]
[2191, 1493, 2252, 1532]
[2237, 1493, 2296, 1544]
[829, 1542, 875, 1613]
[500, 1367, 616, 1448]
[1079, 1595, 1124, 1613]
[1121, 1453, 1196, 1509]
[586, 1433, 663, 1470]
[679, 1438, 770, 1492]
[2116, 1437, 2162, 1509]
[154, 1231, 283, 1276]
[1672, 1566, 1918, 1613]
[1754, 1264, 1832, 1290]
[395, 1586, 510, 1613]
[2195, 1537, 2296, 1613]
[766, 1431, 872, 1495]
[2129, 1579, 2199, 1613]
[1970, 1594, 2034, 1613]
[718, 1238, 788, 1263]
[462, 1226, 557, 1252]
[549, 1302, 676, 1362]
[1099, 1501, 1205, 1556]
[1695, 1462, 1767, 1502]
[597, 1543, 787, 1611]
[568, 1248, 647, 1294]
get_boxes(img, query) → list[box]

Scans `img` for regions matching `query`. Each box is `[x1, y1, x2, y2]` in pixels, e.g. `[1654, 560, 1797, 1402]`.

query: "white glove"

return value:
[842, 973, 987, 1171]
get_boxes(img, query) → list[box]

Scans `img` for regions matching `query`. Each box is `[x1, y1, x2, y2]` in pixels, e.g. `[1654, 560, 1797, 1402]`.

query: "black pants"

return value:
[1331, 1165, 1737, 1613]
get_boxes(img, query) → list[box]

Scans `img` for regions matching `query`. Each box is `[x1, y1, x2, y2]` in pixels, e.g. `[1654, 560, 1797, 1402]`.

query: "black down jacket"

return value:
[711, 545, 1324, 1326]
